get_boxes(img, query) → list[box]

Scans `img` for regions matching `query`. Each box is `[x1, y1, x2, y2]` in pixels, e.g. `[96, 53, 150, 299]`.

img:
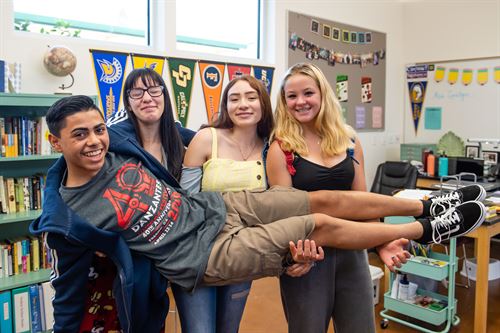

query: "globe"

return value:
[43, 45, 77, 77]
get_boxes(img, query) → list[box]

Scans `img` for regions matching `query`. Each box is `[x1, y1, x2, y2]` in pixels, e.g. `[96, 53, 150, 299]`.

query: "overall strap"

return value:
[276, 139, 296, 176]
[209, 127, 218, 159]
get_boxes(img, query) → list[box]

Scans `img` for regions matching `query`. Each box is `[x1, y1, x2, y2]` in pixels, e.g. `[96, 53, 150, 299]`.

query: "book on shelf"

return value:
[11, 286, 30, 333]
[0, 175, 7, 214]
[28, 285, 43, 333]
[5, 178, 15, 214]
[0, 116, 54, 158]
[40, 282, 54, 331]
[0, 236, 45, 278]
[0, 290, 13, 333]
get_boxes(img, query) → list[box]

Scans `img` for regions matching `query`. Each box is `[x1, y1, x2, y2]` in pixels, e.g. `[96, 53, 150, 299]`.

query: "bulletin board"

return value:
[404, 57, 500, 143]
[287, 11, 387, 131]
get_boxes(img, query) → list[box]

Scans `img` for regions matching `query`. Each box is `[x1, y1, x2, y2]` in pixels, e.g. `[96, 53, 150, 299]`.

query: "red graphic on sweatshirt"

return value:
[103, 162, 156, 229]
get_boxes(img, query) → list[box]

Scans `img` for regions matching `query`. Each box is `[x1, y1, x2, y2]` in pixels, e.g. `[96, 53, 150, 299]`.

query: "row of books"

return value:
[0, 236, 52, 278]
[0, 116, 53, 158]
[0, 282, 54, 333]
[0, 175, 45, 214]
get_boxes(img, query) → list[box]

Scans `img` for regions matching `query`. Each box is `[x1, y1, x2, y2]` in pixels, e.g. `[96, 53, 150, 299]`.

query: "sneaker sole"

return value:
[473, 185, 487, 202]
[455, 201, 487, 238]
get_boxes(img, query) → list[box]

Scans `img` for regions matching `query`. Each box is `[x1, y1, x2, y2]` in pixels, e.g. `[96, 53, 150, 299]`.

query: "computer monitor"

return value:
[454, 157, 484, 180]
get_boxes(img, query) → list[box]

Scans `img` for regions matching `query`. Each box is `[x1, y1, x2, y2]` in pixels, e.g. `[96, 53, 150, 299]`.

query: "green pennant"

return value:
[168, 58, 197, 127]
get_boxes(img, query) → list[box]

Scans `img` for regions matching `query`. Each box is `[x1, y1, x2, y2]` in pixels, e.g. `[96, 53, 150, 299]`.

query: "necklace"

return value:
[236, 140, 258, 161]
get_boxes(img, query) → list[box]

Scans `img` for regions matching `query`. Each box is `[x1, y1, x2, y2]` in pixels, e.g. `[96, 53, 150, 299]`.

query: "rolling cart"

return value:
[380, 173, 476, 332]
[379, 238, 459, 332]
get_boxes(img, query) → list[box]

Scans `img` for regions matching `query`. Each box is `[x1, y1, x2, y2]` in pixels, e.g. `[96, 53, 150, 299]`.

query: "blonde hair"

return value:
[272, 63, 355, 155]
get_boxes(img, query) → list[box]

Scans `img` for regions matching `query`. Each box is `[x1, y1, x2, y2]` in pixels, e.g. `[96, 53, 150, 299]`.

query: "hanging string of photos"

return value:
[89, 49, 275, 126]
[289, 32, 385, 68]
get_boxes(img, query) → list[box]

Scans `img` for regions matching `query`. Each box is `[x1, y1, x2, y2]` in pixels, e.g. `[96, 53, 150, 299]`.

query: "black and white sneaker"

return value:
[427, 184, 486, 217]
[419, 201, 487, 244]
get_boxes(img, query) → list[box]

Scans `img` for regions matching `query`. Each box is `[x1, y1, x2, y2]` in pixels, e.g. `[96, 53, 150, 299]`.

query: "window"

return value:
[176, 0, 261, 59]
[13, 0, 149, 45]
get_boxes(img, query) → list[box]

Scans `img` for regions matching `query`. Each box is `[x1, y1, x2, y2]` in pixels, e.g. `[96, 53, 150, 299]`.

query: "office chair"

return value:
[370, 161, 418, 195]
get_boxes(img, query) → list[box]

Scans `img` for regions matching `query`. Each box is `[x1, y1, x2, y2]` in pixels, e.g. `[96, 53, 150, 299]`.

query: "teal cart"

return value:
[380, 216, 460, 332]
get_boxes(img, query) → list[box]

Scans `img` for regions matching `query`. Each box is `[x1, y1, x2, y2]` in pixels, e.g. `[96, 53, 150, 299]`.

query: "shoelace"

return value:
[430, 191, 461, 216]
[431, 208, 460, 244]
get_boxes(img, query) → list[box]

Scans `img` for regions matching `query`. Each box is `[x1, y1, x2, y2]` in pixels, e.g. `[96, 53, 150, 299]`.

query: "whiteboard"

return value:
[403, 57, 500, 144]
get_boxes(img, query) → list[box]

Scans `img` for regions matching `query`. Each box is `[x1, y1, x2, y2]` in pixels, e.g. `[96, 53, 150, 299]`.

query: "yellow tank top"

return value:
[201, 128, 267, 192]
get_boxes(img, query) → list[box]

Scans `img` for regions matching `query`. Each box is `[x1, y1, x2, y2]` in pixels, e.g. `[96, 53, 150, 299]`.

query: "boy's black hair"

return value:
[46, 95, 102, 137]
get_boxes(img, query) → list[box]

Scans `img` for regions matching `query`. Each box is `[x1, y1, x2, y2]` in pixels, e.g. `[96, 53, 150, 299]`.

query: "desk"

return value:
[464, 221, 500, 333]
[416, 176, 500, 192]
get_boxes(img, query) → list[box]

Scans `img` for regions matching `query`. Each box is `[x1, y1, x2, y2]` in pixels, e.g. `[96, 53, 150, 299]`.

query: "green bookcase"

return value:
[0, 93, 95, 290]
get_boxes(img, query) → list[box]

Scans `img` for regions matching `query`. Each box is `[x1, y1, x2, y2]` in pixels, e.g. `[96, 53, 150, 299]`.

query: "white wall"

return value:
[401, 0, 500, 144]
[1, 0, 499, 186]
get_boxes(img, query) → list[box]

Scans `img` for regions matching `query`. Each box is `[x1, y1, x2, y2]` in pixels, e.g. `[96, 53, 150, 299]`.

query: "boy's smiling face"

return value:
[49, 108, 109, 187]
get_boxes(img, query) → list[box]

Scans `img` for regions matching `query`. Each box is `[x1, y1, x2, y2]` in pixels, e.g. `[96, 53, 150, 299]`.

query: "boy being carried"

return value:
[31, 95, 487, 332]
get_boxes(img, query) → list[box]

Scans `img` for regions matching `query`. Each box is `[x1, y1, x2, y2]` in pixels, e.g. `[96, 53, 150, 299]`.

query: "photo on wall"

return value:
[365, 32, 372, 43]
[350, 31, 357, 44]
[331, 27, 340, 41]
[342, 29, 350, 43]
[310, 19, 319, 34]
[322, 24, 331, 38]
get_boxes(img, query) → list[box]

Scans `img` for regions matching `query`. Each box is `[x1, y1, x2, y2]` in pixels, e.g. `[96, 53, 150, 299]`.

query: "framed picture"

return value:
[342, 29, 350, 43]
[350, 31, 357, 43]
[465, 145, 479, 158]
[358, 32, 365, 44]
[310, 19, 319, 34]
[322, 24, 331, 38]
[482, 151, 498, 165]
[365, 32, 372, 43]
[331, 27, 340, 41]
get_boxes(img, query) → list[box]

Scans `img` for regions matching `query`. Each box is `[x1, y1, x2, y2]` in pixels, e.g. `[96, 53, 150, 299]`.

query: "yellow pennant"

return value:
[461, 69, 473, 86]
[434, 66, 445, 82]
[447, 68, 458, 85]
[131, 53, 166, 76]
[477, 68, 488, 85]
[494, 66, 500, 84]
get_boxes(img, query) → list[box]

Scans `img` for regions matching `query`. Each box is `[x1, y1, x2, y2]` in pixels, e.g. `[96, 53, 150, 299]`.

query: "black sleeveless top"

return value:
[291, 153, 355, 191]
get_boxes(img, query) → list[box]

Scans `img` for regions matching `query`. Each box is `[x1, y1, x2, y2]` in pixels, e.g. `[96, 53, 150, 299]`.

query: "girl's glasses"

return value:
[127, 86, 164, 99]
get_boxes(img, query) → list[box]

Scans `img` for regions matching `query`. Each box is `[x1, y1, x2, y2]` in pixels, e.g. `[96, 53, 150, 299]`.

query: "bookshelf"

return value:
[0, 93, 95, 286]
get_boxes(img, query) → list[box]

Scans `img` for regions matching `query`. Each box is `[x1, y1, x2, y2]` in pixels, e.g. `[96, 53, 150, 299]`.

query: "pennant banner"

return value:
[408, 81, 427, 134]
[199, 61, 225, 123]
[90, 49, 128, 120]
[461, 69, 473, 86]
[477, 68, 488, 85]
[447, 68, 458, 85]
[131, 53, 166, 76]
[434, 66, 445, 83]
[168, 58, 196, 127]
[227, 63, 251, 80]
[252, 66, 275, 95]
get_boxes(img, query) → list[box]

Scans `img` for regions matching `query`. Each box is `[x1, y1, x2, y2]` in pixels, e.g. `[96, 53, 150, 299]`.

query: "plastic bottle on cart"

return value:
[397, 274, 410, 300]
[438, 152, 449, 177]
[427, 151, 436, 177]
